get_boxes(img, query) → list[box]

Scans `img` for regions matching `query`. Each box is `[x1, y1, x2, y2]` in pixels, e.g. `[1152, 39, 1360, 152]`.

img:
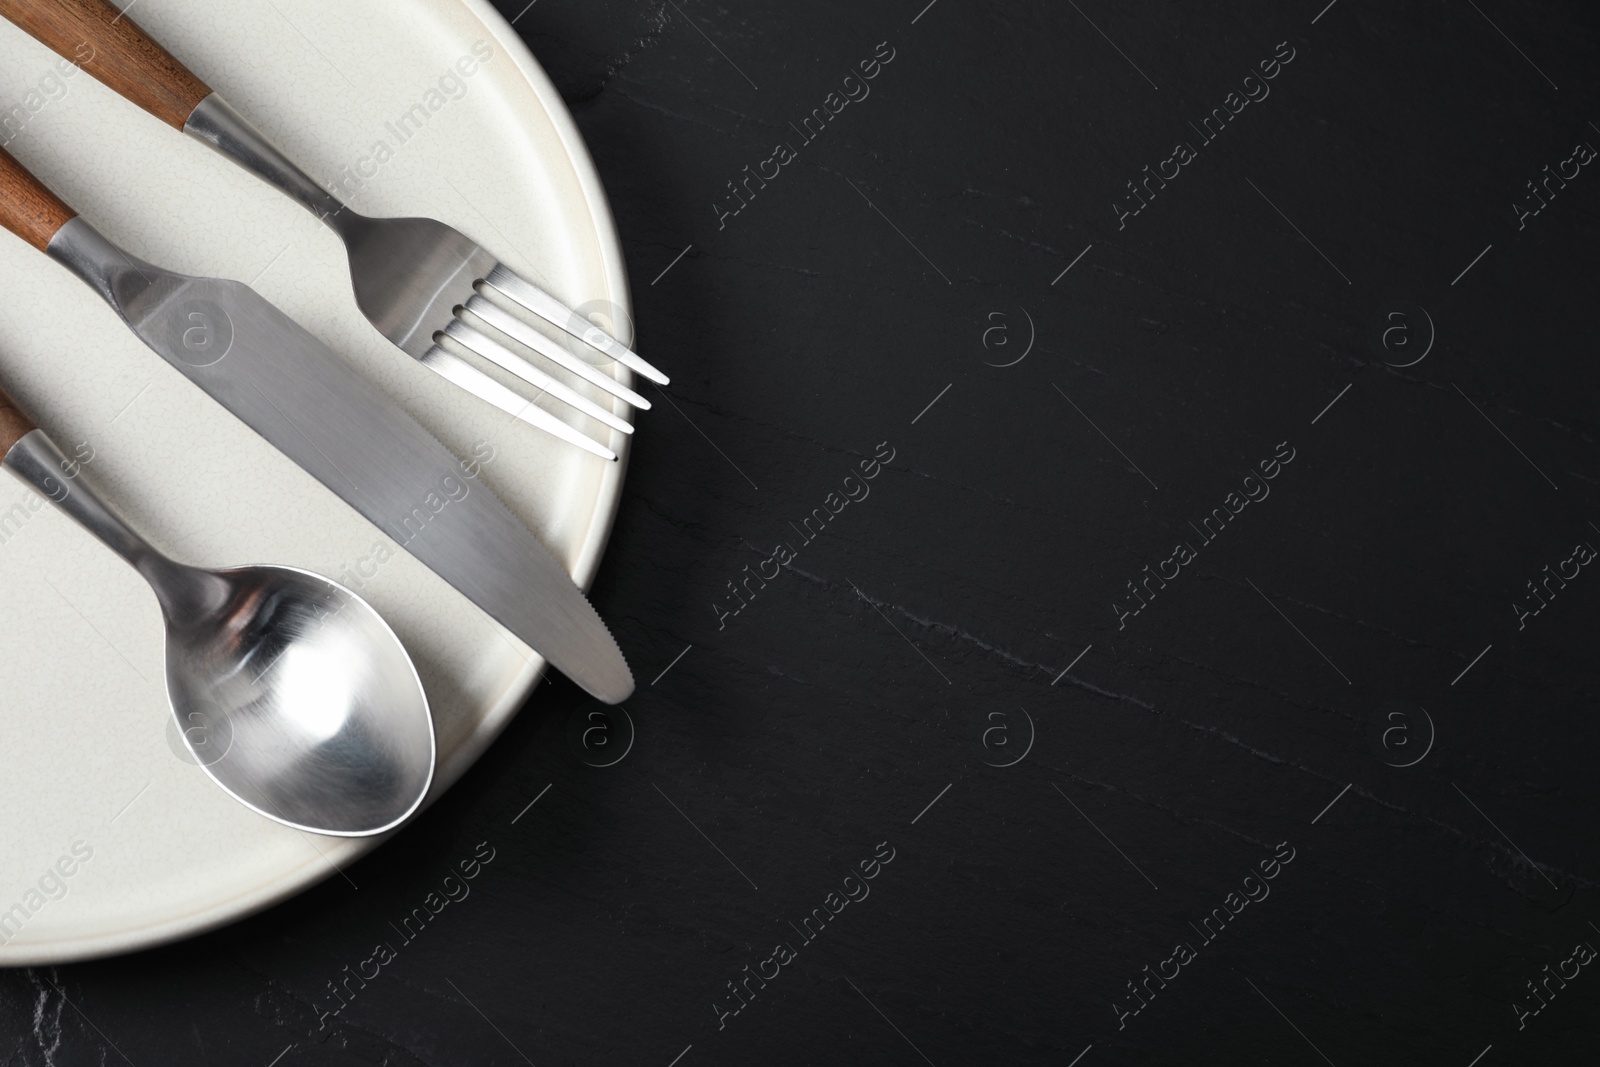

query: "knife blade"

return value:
[0, 145, 633, 704]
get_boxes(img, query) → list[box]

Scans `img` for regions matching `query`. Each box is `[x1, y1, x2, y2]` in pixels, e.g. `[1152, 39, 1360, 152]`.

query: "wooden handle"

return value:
[0, 382, 37, 456]
[0, 143, 77, 252]
[0, 0, 211, 128]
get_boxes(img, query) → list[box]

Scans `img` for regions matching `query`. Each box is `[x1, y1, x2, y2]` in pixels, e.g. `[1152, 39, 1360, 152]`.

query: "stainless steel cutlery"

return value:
[0, 0, 668, 463]
[0, 1, 651, 838]
[0, 142, 636, 704]
[0, 382, 436, 836]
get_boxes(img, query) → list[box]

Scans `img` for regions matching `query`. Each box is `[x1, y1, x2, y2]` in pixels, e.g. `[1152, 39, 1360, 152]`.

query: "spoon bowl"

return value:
[0, 423, 436, 837]
[164, 563, 435, 836]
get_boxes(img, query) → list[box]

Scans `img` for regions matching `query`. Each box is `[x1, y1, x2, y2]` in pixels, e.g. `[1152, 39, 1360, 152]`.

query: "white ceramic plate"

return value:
[0, 0, 631, 964]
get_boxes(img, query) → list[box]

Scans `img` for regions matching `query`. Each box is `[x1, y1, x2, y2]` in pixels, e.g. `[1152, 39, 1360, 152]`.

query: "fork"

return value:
[0, 0, 668, 462]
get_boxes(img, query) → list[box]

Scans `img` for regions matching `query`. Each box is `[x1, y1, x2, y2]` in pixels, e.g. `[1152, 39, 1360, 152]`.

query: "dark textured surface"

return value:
[6, 0, 1600, 1063]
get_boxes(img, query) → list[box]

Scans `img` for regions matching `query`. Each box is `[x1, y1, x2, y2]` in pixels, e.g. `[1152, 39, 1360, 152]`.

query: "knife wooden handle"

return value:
[0, 382, 38, 457]
[0, 144, 78, 252]
[0, 0, 211, 128]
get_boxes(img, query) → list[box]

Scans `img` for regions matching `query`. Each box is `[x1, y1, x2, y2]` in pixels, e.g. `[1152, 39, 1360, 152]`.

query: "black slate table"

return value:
[6, 0, 1600, 1063]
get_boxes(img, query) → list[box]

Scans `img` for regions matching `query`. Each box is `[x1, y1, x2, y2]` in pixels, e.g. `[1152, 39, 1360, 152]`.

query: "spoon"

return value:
[1, 384, 435, 836]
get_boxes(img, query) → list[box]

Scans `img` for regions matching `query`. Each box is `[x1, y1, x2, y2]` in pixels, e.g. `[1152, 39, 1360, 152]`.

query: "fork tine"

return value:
[418, 343, 619, 462]
[442, 320, 635, 437]
[482, 264, 670, 385]
[461, 295, 652, 410]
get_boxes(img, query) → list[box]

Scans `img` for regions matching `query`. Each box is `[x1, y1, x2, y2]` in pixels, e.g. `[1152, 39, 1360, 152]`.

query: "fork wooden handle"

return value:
[0, 143, 78, 252]
[0, 0, 211, 128]
[0, 382, 38, 457]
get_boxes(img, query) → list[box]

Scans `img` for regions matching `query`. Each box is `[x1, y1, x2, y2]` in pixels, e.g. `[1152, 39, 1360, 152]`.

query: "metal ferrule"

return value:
[183, 93, 351, 229]
[43, 217, 154, 314]
[5, 429, 157, 572]
[3, 429, 225, 621]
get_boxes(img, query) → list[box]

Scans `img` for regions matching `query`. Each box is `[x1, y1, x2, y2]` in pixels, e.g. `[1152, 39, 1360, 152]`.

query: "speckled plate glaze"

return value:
[0, 0, 631, 964]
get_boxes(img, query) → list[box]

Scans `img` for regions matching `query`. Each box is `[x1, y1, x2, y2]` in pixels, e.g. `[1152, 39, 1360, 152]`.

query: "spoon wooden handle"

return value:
[0, 143, 79, 253]
[0, 0, 211, 128]
[0, 380, 38, 456]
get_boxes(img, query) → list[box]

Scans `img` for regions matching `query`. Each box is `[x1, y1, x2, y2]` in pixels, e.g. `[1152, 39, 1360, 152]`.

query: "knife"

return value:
[0, 144, 634, 703]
